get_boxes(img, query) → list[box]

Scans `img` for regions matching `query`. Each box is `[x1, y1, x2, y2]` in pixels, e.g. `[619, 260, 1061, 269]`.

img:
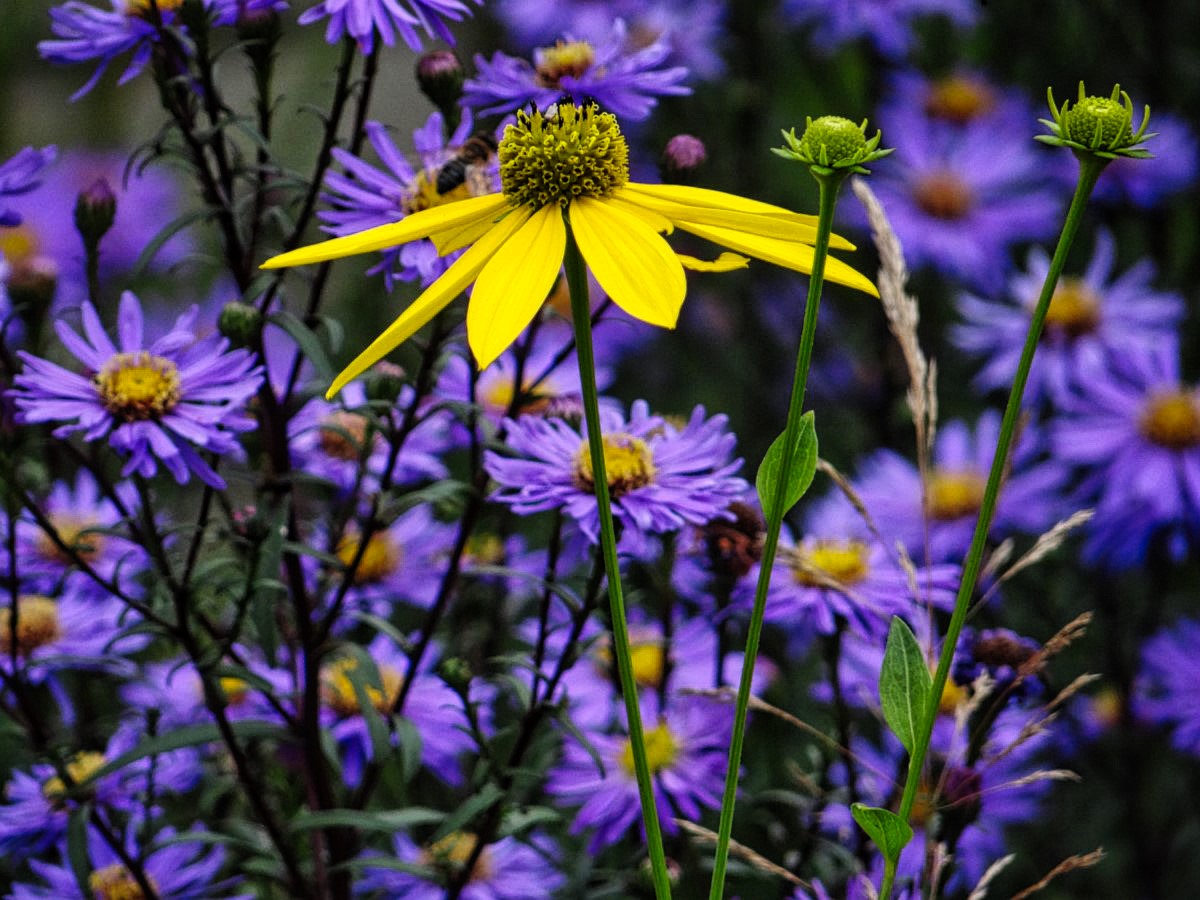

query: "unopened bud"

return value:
[73, 178, 116, 250]
[218, 301, 263, 348]
[416, 50, 465, 117]
[364, 361, 407, 404]
[659, 134, 707, 184]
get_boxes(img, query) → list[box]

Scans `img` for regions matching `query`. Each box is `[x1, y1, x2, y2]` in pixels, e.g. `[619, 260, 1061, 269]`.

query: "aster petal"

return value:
[262, 193, 510, 269]
[325, 207, 534, 398]
[569, 197, 686, 329]
[467, 205, 565, 368]
[674, 220, 879, 297]
[116, 290, 144, 352]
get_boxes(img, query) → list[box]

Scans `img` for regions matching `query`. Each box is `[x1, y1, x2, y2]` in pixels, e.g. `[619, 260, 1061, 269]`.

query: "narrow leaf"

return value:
[851, 802, 913, 861]
[756, 411, 818, 521]
[879, 616, 932, 755]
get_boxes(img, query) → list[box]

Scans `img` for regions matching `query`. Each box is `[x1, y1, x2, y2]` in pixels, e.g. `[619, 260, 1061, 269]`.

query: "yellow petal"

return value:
[618, 184, 854, 252]
[467, 205, 566, 368]
[263, 193, 509, 269]
[569, 197, 686, 329]
[677, 251, 750, 272]
[677, 220, 879, 297]
[325, 207, 532, 398]
[604, 194, 675, 235]
[431, 206, 511, 256]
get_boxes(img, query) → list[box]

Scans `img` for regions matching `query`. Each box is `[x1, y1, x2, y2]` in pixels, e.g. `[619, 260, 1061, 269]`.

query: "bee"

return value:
[435, 131, 499, 195]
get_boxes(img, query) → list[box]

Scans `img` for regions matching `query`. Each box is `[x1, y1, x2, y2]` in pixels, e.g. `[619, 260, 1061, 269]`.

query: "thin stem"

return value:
[880, 155, 1106, 898]
[708, 170, 845, 899]
[563, 222, 672, 900]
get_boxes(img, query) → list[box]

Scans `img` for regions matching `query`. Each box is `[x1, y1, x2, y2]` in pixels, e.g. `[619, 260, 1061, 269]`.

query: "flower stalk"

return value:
[563, 221, 673, 900]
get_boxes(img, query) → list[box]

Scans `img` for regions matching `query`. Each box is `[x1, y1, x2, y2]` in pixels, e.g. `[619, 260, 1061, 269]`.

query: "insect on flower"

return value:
[435, 130, 499, 196]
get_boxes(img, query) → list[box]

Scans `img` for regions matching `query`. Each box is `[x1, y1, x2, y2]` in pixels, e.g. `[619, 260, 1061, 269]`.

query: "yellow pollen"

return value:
[88, 864, 158, 900]
[317, 410, 374, 461]
[335, 531, 402, 584]
[481, 376, 554, 417]
[620, 721, 679, 775]
[790, 539, 870, 587]
[36, 515, 104, 566]
[41, 751, 107, 803]
[465, 533, 506, 566]
[924, 76, 996, 124]
[93, 351, 182, 422]
[321, 657, 402, 717]
[913, 170, 974, 220]
[630, 641, 666, 689]
[0, 224, 39, 267]
[0, 595, 61, 656]
[1139, 390, 1200, 450]
[421, 831, 492, 883]
[534, 40, 596, 86]
[939, 671, 966, 715]
[573, 433, 657, 497]
[125, 0, 184, 16]
[219, 676, 250, 705]
[1041, 277, 1101, 338]
[926, 468, 986, 520]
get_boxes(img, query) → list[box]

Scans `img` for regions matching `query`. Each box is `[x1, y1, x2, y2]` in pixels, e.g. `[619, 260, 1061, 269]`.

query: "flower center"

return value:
[789, 539, 870, 587]
[88, 864, 158, 900]
[1138, 390, 1200, 450]
[421, 831, 493, 883]
[1041, 277, 1101, 339]
[317, 410, 374, 461]
[465, 533, 506, 566]
[321, 657, 402, 717]
[924, 76, 996, 125]
[0, 224, 39, 267]
[938, 667, 966, 715]
[926, 468, 986, 520]
[403, 166, 478, 215]
[335, 531, 402, 584]
[36, 515, 104, 566]
[125, 0, 184, 16]
[593, 637, 666, 688]
[0, 595, 61, 656]
[41, 751, 107, 803]
[481, 375, 555, 417]
[534, 40, 596, 87]
[499, 104, 629, 210]
[93, 351, 182, 422]
[219, 676, 250, 706]
[620, 721, 679, 775]
[913, 170, 974, 220]
[573, 433, 657, 497]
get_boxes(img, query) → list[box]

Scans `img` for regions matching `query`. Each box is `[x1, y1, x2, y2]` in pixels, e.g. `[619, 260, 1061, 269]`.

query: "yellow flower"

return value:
[263, 104, 878, 398]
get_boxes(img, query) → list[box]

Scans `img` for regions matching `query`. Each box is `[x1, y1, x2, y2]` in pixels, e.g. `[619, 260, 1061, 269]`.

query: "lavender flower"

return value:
[1134, 617, 1200, 756]
[121, 651, 293, 728]
[0, 146, 57, 227]
[1050, 338, 1200, 567]
[298, 0, 480, 53]
[782, 0, 978, 59]
[952, 627, 1045, 703]
[318, 112, 499, 290]
[485, 399, 748, 554]
[1091, 111, 1198, 208]
[879, 69, 1035, 135]
[953, 230, 1184, 404]
[462, 18, 690, 120]
[11, 291, 263, 490]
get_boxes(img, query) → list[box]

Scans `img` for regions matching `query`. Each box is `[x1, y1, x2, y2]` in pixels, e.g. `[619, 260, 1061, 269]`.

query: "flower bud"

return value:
[218, 301, 264, 348]
[1037, 82, 1152, 160]
[774, 115, 891, 176]
[73, 178, 116, 250]
[659, 134, 707, 184]
[363, 361, 407, 404]
[416, 50, 465, 117]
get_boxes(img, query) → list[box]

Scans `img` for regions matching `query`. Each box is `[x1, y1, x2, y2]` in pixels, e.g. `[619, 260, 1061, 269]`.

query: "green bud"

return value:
[363, 361, 407, 405]
[218, 301, 263, 348]
[774, 115, 892, 176]
[1037, 82, 1153, 160]
[416, 50, 465, 118]
[439, 657, 472, 690]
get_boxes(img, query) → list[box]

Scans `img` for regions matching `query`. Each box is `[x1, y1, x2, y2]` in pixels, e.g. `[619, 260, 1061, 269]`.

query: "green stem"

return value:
[708, 171, 846, 899]
[563, 223, 672, 899]
[879, 154, 1106, 898]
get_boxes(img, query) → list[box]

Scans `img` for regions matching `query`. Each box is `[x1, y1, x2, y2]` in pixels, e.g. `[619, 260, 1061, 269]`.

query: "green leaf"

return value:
[755, 411, 818, 522]
[851, 803, 913, 860]
[289, 807, 444, 834]
[268, 310, 335, 380]
[880, 616, 932, 755]
[431, 783, 504, 843]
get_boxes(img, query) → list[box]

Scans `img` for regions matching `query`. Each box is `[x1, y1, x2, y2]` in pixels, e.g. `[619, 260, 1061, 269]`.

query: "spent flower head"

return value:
[1037, 82, 1153, 160]
[775, 115, 892, 176]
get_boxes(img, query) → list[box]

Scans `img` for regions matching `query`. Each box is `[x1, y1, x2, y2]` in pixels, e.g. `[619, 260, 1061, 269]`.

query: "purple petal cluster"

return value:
[782, 0, 978, 59]
[0, 146, 56, 227]
[1134, 617, 1200, 756]
[297, 0, 480, 53]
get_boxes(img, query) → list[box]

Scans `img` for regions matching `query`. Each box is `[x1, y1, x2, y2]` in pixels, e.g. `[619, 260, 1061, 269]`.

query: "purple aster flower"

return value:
[0, 146, 57, 227]
[546, 693, 730, 852]
[209, 0, 290, 25]
[485, 399, 749, 555]
[297, 0, 480, 54]
[356, 830, 564, 899]
[463, 18, 690, 120]
[855, 111, 1063, 288]
[10, 291, 263, 490]
[782, 0, 978, 59]
[953, 230, 1185, 405]
[853, 410, 1067, 564]
[879, 69, 1035, 136]
[319, 112, 499, 290]
[1050, 338, 1200, 567]
[1092, 111, 1199, 208]
[1134, 617, 1200, 756]
[952, 627, 1045, 703]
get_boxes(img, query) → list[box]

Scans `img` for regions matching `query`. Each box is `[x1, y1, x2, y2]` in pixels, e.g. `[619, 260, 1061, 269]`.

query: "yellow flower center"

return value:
[938, 668, 966, 715]
[36, 515, 105, 566]
[924, 75, 996, 125]
[125, 0, 183, 16]
[1138, 390, 1200, 450]
[465, 533, 506, 566]
[596, 638, 666, 689]
[789, 539, 870, 587]
[219, 676, 250, 705]
[321, 657, 403, 717]
[0, 595, 61, 656]
[499, 104, 629, 210]
[41, 751, 107, 803]
[534, 40, 596, 87]
[88, 864, 158, 900]
[1041, 277, 1101, 339]
[620, 721, 679, 775]
[421, 831, 493, 883]
[926, 468, 986, 520]
[573, 433, 657, 497]
[0, 224, 39, 267]
[93, 351, 182, 422]
[403, 166, 477, 215]
[480, 375, 555, 417]
[317, 410, 374, 461]
[913, 170, 974, 220]
[1089, 685, 1123, 729]
[335, 531, 402, 584]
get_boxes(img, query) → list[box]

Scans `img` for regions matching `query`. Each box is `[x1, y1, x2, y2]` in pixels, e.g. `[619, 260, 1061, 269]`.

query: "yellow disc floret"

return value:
[335, 530, 402, 584]
[926, 468, 986, 520]
[925, 75, 996, 125]
[1042, 277, 1101, 339]
[0, 595, 61, 656]
[620, 721, 679, 775]
[41, 751, 107, 803]
[573, 433, 657, 497]
[36, 515, 104, 566]
[88, 864, 157, 900]
[499, 104, 629, 210]
[422, 831, 492, 883]
[789, 539, 871, 587]
[321, 657, 402, 717]
[534, 40, 596, 87]
[1139, 390, 1200, 450]
[94, 351, 182, 422]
